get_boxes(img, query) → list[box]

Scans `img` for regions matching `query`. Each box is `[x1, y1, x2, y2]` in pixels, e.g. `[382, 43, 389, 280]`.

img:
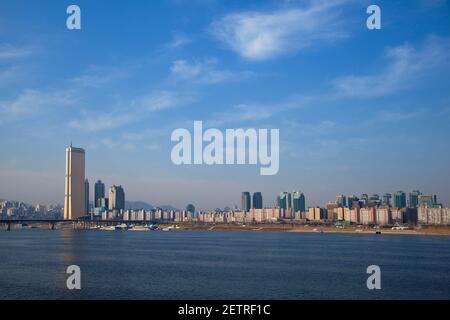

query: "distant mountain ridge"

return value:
[125, 201, 179, 211]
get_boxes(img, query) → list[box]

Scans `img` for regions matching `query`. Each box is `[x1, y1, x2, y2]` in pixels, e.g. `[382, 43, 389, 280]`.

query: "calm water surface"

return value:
[0, 229, 449, 299]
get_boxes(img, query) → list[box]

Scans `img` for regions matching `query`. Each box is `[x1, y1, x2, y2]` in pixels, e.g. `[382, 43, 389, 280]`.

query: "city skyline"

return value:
[1, 1, 450, 210]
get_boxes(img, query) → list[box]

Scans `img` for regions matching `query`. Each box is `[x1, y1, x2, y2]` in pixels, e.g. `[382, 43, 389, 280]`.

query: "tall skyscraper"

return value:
[348, 195, 359, 208]
[336, 195, 346, 207]
[241, 192, 251, 212]
[278, 192, 291, 210]
[186, 204, 196, 214]
[108, 185, 125, 211]
[94, 180, 105, 208]
[382, 193, 392, 207]
[84, 179, 89, 215]
[292, 192, 306, 212]
[64, 145, 86, 220]
[393, 191, 406, 208]
[252, 192, 263, 209]
[409, 190, 421, 208]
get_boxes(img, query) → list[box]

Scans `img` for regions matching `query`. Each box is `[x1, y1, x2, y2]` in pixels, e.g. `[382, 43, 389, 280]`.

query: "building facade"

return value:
[94, 180, 105, 208]
[64, 145, 86, 220]
[241, 192, 251, 212]
[108, 185, 125, 211]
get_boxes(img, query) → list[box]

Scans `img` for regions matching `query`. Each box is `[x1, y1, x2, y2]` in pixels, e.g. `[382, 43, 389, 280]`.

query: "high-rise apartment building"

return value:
[108, 185, 125, 211]
[94, 180, 105, 208]
[252, 192, 263, 209]
[382, 193, 392, 207]
[409, 190, 421, 208]
[292, 192, 306, 212]
[84, 179, 89, 215]
[241, 192, 251, 212]
[278, 192, 292, 210]
[348, 195, 359, 208]
[64, 145, 86, 220]
[393, 191, 406, 208]
[336, 195, 346, 207]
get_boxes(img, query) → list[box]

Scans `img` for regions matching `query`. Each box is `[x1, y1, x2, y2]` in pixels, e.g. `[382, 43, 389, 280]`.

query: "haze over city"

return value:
[1, 0, 450, 210]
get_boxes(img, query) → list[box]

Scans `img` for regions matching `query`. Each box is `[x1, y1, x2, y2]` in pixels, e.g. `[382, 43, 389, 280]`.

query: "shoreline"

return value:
[168, 224, 450, 237]
[2, 223, 450, 237]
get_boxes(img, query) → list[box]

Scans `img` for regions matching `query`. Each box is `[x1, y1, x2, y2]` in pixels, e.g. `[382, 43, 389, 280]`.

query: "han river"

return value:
[0, 229, 449, 300]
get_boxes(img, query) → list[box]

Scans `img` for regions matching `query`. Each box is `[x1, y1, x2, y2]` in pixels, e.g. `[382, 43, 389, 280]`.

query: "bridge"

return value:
[0, 218, 161, 231]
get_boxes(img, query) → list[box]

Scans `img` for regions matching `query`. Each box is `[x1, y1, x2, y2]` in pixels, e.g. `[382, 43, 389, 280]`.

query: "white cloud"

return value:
[71, 65, 133, 88]
[210, 1, 349, 61]
[0, 44, 31, 60]
[170, 59, 252, 84]
[167, 32, 191, 48]
[133, 90, 195, 111]
[379, 109, 425, 121]
[0, 89, 74, 121]
[69, 90, 195, 132]
[333, 36, 450, 98]
[68, 111, 135, 133]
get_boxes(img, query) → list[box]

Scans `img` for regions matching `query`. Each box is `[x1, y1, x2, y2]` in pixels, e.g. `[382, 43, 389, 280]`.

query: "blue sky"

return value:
[1, 0, 450, 210]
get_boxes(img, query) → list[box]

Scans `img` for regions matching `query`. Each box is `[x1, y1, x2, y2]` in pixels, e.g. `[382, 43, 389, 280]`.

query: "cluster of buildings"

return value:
[6, 145, 446, 227]
[64, 144, 126, 220]
[234, 191, 449, 226]
[0, 200, 62, 220]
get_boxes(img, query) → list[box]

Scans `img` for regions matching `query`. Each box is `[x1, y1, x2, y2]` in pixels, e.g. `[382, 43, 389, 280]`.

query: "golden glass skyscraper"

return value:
[64, 145, 86, 220]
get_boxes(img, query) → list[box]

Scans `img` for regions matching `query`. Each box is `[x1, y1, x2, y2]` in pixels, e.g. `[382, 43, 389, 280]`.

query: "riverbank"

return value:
[166, 223, 450, 236]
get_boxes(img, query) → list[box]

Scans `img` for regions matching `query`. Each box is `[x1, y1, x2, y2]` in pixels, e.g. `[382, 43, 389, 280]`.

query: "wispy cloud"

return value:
[167, 31, 192, 49]
[68, 110, 135, 133]
[333, 36, 450, 98]
[69, 90, 195, 132]
[71, 65, 134, 88]
[210, 1, 350, 61]
[0, 89, 74, 121]
[0, 44, 31, 60]
[132, 90, 195, 111]
[170, 59, 252, 84]
[379, 108, 425, 121]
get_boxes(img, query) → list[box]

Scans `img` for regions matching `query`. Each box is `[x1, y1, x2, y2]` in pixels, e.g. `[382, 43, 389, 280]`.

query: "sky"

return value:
[1, 0, 450, 210]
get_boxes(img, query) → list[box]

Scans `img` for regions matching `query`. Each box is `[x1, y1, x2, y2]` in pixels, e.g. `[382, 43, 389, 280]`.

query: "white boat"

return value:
[115, 223, 128, 230]
[99, 226, 116, 231]
[129, 225, 150, 231]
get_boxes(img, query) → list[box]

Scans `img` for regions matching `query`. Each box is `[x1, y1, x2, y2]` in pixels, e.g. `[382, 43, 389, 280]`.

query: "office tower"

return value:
[336, 195, 346, 207]
[418, 195, 436, 208]
[409, 190, 421, 208]
[393, 191, 406, 208]
[382, 193, 392, 207]
[108, 185, 125, 211]
[64, 144, 86, 220]
[278, 192, 291, 210]
[186, 204, 195, 214]
[84, 179, 89, 215]
[252, 192, 263, 209]
[98, 198, 109, 211]
[369, 194, 381, 207]
[241, 192, 251, 212]
[292, 192, 306, 212]
[360, 194, 369, 206]
[276, 195, 281, 208]
[94, 180, 105, 208]
[348, 195, 359, 208]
